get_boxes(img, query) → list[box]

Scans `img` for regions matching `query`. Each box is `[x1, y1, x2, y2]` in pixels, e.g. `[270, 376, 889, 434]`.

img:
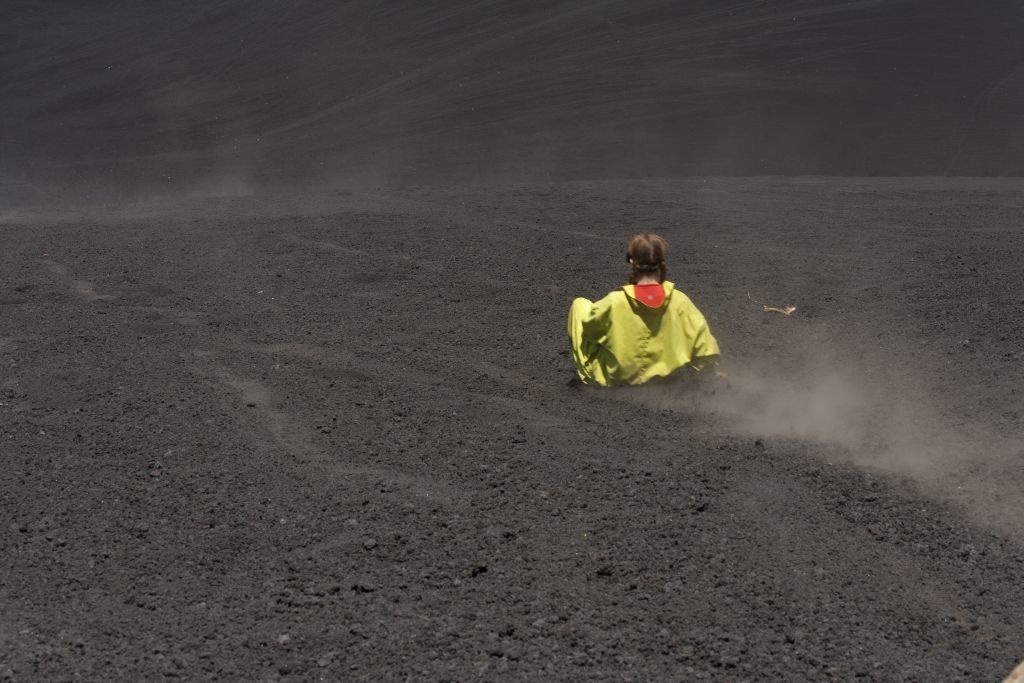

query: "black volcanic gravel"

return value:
[1, 178, 1023, 680]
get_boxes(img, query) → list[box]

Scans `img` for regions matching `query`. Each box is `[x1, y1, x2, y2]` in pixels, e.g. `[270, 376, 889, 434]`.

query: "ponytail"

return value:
[627, 233, 669, 284]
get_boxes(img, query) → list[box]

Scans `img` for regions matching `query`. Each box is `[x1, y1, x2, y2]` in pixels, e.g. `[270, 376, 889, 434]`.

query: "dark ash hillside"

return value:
[3, 1, 1024, 205]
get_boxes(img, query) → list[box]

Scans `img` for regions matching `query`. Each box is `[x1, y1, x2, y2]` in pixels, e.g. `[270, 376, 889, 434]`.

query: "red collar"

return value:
[634, 283, 665, 308]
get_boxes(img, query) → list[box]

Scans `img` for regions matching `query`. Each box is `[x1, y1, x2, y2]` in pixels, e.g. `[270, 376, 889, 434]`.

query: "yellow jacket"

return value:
[568, 281, 720, 386]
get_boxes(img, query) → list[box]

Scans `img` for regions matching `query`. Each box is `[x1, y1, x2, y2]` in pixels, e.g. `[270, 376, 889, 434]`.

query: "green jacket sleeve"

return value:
[684, 309, 721, 371]
[580, 292, 617, 344]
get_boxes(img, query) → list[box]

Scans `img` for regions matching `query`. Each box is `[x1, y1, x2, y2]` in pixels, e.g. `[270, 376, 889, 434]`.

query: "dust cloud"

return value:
[634, 344, 1024, 536]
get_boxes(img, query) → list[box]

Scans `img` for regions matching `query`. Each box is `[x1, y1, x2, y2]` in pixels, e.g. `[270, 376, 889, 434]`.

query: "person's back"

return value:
[567, 233, 720, 386]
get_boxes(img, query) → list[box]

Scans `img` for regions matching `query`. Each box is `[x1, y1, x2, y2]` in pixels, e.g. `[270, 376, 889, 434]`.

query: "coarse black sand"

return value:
[2, 178, 1023, 680]
[3, 1, 1024, 680]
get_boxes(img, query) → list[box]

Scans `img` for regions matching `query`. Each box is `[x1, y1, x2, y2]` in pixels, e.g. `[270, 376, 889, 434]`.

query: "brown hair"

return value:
[627, 233, 668, 284]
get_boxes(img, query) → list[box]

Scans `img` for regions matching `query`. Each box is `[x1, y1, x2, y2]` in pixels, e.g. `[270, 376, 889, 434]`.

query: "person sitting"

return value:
[567, 232, 720, 386]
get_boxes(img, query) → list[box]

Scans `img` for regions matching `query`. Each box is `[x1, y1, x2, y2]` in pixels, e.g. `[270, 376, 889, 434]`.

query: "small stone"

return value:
[317, 651, 339, 667]
[362, 538, 377, 550]
[276, 634, 291, 646]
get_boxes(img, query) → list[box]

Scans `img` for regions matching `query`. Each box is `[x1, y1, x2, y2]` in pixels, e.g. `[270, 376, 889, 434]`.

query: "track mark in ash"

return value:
[470, 392, 582, 434]
[216, 371, 287, 436]
[519, 223, 621, 243]
[39, 259, 116, 302]
[281, 233, 443, 271]
[119, 282, 207, 330]
[244, 341, 360, 364]
[246, 340, 443, 389]
[129, 305, 203, 331]
[193, 357, 454, 501]
[281, 233, 362, 256]
[242, 341, 375, 384]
